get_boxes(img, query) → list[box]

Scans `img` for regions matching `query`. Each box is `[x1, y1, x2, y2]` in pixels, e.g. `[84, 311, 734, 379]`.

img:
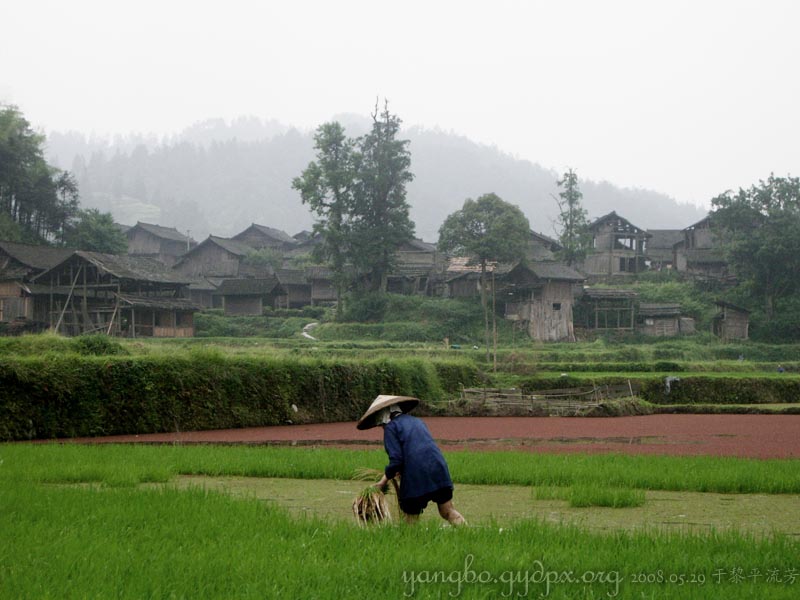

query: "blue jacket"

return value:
[383, 414, 453, 500]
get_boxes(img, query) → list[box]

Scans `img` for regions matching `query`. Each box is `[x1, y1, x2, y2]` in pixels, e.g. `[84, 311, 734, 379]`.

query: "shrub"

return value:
[0, 355, 479, 441]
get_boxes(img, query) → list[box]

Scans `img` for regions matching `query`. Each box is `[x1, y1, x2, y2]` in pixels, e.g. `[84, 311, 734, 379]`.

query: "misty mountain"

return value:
[46, 117, 705, 242]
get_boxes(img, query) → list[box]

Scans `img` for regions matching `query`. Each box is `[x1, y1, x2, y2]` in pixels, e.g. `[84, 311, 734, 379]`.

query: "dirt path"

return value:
[68, 414, 800, 459]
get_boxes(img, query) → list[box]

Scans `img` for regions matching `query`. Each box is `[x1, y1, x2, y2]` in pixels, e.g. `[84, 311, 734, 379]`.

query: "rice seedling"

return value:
[351, 467, 401, 525]
[352, 485, 392, 525]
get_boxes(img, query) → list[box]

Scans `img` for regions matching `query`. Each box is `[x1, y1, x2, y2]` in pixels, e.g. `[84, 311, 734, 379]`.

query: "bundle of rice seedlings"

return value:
[352, 485, 392, 525]
[352, 467, 403, 525]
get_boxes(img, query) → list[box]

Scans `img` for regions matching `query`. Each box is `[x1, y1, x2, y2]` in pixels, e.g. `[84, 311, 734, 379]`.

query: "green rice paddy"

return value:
[2, 443, 799, 599]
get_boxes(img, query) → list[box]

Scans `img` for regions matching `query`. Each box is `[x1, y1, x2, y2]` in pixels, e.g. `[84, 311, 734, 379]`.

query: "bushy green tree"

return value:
[711, 174, 800, 320]
[63, 208, 127, 254]
[438, 193, 530, 359]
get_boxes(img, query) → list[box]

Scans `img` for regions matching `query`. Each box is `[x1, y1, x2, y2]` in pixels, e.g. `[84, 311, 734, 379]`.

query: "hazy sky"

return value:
[2, 0, 798, 208]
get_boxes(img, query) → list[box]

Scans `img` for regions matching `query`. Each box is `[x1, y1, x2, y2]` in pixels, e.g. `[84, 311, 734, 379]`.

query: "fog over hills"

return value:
[46, 116, 706, 242]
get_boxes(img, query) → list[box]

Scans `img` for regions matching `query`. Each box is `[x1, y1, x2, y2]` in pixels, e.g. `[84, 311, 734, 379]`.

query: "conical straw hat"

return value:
[356, 395, 420, 430]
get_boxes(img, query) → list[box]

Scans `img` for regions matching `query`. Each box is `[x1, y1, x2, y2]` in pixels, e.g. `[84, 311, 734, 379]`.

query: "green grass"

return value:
[2, 445, 799, 599]
[3, 444, 799, 494]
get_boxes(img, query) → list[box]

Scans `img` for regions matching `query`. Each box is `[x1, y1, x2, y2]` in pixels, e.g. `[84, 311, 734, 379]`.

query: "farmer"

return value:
[357, 395, 465, 525]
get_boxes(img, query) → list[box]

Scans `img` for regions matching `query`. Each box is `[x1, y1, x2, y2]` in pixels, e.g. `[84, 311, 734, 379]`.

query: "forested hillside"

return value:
[46, 116, 705, 240]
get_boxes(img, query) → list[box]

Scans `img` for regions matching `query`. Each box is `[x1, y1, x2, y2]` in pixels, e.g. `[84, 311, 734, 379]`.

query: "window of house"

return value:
[552, 302, 561, 311]
[645, 318, 654, 326]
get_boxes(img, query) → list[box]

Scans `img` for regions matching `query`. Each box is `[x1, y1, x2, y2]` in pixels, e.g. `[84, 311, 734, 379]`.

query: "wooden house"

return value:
[125, 222, 196, 267]
[232, 223, 297, 251]
[214, 277, 285, 316]
[673, 216, 729, 280]
[636, 303, 682, 337]
[499, 261, 585, 342]
[576, 288, 638, 332]
[712, 301, 750, 341]
[172, 236, 257, 279]
[645, 230, 683, 270]
[32, 251, 198, 337]
[0, 241, 74, 327]
[581, 212, 651, 277]
[275, 269, 311, 308]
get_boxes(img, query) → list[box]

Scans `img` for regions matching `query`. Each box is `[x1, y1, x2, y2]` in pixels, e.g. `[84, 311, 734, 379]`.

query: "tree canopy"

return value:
[711, 174, 800, 320]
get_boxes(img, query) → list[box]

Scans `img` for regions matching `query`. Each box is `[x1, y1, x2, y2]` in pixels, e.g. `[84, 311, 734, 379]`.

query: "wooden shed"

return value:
[637, 303, 682, 337]
[499, 261, 585, 342]
[576, 288, 638, 331]
[712, 301, 750, 341]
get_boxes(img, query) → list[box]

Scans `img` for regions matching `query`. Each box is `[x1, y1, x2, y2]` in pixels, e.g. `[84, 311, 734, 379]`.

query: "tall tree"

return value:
[0, 105, 80, 243]
[438, 193, 530, 360]
[553, 168, 591, 266]
[349, 102, 415, 291]
[711, 174, 800, 320]
[292, 122, 355, 314]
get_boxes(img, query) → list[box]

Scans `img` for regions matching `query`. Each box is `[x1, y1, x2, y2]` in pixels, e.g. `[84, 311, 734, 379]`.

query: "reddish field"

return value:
[71, 414, 800, 459]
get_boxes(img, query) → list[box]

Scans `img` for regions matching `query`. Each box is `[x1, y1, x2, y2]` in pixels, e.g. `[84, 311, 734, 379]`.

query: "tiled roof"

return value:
[215, 277, 282, 296]
[35, 251, 195, 285]
[242, 224, 296, 245]
[116, 294, 200, 310]
[638, 303, 682, 317]
[527, 262, 585, 282]
[589, 211, 650, 235]
[276, 269, 308, 286]
[582, 287, 638, 299]
[131, 222, 194, 243]
[207, 236, 256, 256]
[0, 240, 74, 271]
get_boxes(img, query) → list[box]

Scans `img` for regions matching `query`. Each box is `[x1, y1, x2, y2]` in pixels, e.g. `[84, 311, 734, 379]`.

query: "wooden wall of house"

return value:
[311, 280, 336, 303]
[126, 229, 160, 255]
[174, 245, 241, 278]
[448, 278, 480, 298]
[526, 281, 575, 342]
[0, 282, 32, 321]
[276, 285, 312, 308]
[715, 310, 749, 341]
[223, 295, 263, 316]
[639, 316, 680, 337]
